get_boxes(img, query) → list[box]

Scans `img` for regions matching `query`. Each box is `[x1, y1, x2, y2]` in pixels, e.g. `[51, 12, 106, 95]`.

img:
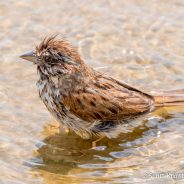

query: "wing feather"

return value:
[63, 76, 154, 122]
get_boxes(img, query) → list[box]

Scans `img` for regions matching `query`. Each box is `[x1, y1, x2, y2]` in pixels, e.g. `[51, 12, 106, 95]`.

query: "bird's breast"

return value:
[37, 78, 64, 116]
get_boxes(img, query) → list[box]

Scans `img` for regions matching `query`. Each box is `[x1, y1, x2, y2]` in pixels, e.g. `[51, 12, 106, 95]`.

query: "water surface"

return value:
[0, 0, 184, 183]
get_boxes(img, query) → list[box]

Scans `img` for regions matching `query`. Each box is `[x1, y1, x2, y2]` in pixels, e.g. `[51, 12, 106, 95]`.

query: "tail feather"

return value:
[150, 89, 184, 107]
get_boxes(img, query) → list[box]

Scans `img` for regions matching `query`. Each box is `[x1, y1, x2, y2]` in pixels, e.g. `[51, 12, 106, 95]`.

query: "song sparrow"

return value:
[20, 36, 184, 139]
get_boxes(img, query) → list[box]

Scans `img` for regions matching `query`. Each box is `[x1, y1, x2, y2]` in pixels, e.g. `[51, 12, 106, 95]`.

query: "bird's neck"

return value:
[37, 64, 96, 95]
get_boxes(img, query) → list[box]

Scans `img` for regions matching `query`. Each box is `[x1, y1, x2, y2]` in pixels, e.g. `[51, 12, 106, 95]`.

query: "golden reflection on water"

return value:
[0, 0, 184, 183]
[26, 107, 184, 183]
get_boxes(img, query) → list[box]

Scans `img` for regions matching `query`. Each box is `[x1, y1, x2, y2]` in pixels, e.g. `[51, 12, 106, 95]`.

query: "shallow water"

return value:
[0, 0, 184, 183]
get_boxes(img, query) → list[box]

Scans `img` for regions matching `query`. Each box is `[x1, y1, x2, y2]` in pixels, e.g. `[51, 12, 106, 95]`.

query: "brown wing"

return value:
[63, 75, 154, 122]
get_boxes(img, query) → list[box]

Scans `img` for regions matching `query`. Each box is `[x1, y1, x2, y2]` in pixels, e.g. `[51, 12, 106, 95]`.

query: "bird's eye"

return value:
[56, 70, 63, 75]
[57, 52, 64, 57]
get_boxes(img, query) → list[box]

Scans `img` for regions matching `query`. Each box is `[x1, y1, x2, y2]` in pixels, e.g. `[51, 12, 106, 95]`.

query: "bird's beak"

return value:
[20, 51, 36, 63]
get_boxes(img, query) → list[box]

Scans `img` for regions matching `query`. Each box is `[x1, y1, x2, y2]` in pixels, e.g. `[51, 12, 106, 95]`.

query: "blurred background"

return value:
[0, 0, 184, 183]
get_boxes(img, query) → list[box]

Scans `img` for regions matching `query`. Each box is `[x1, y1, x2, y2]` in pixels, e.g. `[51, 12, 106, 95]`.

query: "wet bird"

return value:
[20, 36, 184, 140]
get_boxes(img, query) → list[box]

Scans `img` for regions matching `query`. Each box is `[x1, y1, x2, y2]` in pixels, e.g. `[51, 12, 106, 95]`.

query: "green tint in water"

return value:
[25, 107, 184, 184]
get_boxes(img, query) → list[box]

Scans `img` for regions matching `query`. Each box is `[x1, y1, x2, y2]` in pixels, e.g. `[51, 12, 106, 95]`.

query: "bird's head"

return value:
[20, 36, 84, 76]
